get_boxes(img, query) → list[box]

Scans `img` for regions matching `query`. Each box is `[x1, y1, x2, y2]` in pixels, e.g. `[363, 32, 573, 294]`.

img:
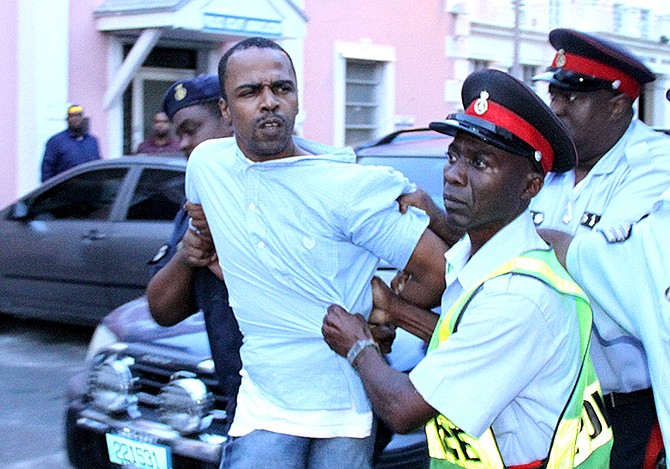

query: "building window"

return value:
[333, 42, 395, 147]
[344, 60, 383, 146]
[522, 65, 538, 85]
[641, 9, 650, 39]
[613, 4, 623, 33]
[470, 60, 491, 73]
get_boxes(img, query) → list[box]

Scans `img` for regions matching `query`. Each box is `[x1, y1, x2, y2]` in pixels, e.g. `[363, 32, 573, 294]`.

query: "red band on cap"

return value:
[552, 52, 641, 99]
[465, 100, 554, 173]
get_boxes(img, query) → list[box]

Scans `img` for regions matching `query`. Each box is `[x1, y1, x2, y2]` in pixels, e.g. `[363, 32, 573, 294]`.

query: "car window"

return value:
[125, 168, 185, 221]
[28, 168, 128, 220]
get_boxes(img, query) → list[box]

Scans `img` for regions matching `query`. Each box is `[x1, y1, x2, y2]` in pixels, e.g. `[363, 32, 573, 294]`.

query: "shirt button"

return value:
[257, 241, 265, 249]
[248, 203, 256, 211]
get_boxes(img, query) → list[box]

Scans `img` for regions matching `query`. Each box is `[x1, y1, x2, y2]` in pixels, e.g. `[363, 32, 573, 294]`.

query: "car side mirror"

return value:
[9, 201, 29, 221]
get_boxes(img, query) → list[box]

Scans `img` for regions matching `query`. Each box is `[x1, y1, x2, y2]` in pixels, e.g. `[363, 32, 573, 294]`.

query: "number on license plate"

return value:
[106, 433, 171, 469]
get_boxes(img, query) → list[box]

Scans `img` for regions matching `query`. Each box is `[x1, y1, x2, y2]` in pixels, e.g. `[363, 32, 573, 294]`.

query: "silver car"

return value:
[0, 155, 186, 325]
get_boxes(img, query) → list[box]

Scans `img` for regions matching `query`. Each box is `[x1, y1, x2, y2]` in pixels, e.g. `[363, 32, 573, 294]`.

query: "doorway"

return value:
[129, 67, 194, 154]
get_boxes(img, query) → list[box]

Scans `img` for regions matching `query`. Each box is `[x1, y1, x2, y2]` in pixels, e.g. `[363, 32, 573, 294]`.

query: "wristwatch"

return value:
[346, 338, 380, 370]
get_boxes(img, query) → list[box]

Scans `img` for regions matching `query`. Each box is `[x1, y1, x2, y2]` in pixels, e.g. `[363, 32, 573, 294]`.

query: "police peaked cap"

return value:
[533, 28, 655, 100]
[430, 69, 576, 174]
[162, 75, 221, 120]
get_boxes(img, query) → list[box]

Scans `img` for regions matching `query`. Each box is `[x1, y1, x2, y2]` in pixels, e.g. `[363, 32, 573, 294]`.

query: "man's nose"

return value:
[260, 86, 280, 111]
[444, 160, 467, 187]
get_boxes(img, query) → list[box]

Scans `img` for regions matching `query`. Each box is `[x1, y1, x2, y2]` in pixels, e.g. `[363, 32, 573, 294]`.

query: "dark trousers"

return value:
[605, 388, 660, 469]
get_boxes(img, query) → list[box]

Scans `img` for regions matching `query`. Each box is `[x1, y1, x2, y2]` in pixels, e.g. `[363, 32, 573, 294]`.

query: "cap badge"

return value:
[534, 150, 542, 162]
[555, 49, 567, 68]
[174, 84, 187, 102]
[474, 91, 489, 115]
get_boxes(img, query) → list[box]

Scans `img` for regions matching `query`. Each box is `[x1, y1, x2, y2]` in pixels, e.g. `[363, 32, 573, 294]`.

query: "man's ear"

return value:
[219, 97, 230, 120]
[609, 93, 632, 120]
[522, 172, 544, 201]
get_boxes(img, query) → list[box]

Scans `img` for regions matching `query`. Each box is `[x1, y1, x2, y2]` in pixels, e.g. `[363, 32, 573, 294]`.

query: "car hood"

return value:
[102, 296, 209, 346]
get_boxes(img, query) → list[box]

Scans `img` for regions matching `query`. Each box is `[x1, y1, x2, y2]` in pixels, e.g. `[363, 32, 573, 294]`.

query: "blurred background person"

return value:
[135, 111, 180, 155]
[41, 104, 100, 182]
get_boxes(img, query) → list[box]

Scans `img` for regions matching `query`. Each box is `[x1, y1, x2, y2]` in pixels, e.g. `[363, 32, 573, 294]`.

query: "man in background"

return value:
[135, 111, 180, 154]
[41, 104, 101, 181]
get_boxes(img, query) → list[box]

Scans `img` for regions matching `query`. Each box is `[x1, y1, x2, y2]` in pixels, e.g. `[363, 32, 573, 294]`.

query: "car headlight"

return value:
[87, 354, 138, 415]
[159, 371, 214, 435]
[85, 323, 122, 362]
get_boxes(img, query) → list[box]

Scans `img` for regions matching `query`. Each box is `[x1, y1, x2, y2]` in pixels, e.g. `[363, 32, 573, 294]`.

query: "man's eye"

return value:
[472, 158, 487, 169]
[447, 153, 458, 163]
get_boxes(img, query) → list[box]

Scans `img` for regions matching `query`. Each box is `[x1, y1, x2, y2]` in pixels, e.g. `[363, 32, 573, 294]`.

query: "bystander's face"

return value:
[548, 85, 619, 167]
[443, 133, 539, 238]
[172, 104, 232, 158]
[153, 112, 171, 138]
[220, 47, 299, 162]
[67, 112, 85, 133]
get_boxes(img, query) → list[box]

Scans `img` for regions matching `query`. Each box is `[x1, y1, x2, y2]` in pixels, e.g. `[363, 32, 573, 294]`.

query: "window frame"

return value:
[333, 41, 396, 147]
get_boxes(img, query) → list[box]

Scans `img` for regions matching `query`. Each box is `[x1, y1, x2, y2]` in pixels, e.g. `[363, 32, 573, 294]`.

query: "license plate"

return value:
[106, 433, 171, 469]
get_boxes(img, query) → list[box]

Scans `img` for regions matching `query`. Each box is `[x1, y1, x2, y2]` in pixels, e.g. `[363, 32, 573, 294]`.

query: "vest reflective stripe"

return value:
[426, 249, 612, 469]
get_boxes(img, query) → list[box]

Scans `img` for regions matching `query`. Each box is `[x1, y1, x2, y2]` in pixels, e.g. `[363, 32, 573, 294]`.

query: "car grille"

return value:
[96, 348, 232, 436]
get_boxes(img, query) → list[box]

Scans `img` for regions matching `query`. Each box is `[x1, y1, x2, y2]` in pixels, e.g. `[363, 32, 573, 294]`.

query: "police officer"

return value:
[532, 28, 670, 469]
[146, 75, 242, 424]
[322, 69, 612, 469]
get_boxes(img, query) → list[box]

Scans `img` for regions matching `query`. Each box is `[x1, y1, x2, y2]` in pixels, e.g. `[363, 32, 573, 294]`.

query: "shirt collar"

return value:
[235, 138, 355, 167]
[445, 210, 550, 292]
[584, 119, 635, 177]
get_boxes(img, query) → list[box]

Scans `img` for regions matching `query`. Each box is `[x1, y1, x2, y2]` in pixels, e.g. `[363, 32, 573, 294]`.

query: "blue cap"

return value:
[162, 75, 221, 120]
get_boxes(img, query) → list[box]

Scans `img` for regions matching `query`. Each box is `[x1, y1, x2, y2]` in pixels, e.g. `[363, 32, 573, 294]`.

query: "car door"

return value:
[99, 164, 185, 312]
[0, 165, 130, 324]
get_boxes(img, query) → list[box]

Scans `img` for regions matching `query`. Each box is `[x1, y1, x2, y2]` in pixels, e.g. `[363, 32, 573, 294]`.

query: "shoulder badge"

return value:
[474, 91, 489, 115]
[580, 212, 601, 229]
[174, 83, 187, 102]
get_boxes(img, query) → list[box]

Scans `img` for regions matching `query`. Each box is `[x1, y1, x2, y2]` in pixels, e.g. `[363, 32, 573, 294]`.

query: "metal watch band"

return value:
[346, 338, 380, 368]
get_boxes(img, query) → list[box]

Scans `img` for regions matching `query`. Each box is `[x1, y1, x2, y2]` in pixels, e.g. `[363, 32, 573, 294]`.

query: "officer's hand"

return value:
[184, 201, 211, 238]
[177, 228, 217, 269]
[370, 323, 396, 354]
[398, 188, 437, 215]
[369, 276, 396, 325]
[322, 305, 373, 358]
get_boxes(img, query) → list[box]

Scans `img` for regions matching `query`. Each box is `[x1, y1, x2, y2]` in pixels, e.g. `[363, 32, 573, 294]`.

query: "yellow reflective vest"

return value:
[425, 249, 613, 469]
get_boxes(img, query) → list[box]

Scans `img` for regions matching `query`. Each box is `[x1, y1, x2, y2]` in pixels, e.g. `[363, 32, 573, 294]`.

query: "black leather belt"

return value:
[603, 387, 654, 409]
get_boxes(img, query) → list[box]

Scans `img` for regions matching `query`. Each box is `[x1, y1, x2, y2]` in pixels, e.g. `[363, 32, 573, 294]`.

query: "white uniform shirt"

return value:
[530, 119, 670, 393]
[410, 211, 582, 466]
[567, 189, 670, 449]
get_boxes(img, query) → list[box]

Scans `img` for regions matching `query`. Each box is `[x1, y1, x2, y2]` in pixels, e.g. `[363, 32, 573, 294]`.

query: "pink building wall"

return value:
[302, 0, 453, 143]
[0, 2, 19, 204]
[70, 0, 111, 158]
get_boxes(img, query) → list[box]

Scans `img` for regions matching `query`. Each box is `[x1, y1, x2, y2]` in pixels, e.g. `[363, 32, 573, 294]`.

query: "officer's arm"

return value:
[147, 228, 217, 326]
[322, 305, 438, 434]
[395, 228, 447, 309]
[41, 139, 58, 182]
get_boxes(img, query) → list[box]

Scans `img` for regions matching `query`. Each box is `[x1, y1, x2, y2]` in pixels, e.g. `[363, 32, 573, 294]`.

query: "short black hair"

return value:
[217, 37, 297, 101]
